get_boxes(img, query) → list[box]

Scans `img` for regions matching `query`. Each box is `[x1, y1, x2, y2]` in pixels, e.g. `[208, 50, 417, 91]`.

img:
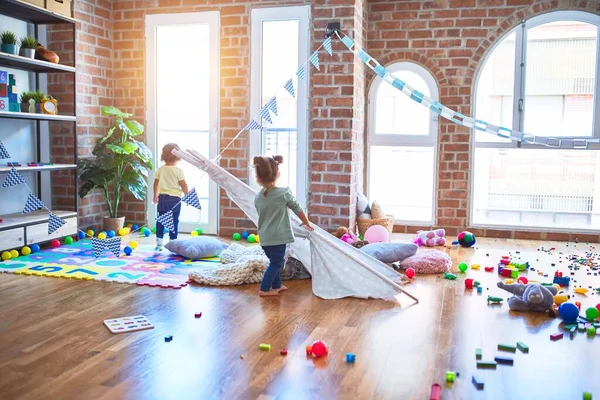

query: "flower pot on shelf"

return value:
[20, 103, 41, 113]
[19, 48, 35, 59]
[1, 44, 17, 55]
[103, 216, 125, 233]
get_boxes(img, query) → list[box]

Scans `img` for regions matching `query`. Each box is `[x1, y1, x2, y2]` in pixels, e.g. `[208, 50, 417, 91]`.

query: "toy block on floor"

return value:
[550, 333, 564, 341]
[104, 315, 154, 334]
[476, 361, 497, 369]
[497, 343, 516, 353]
[516, 342, 529, 353]
[475, 348, 482, 360]
[494, 356, 514, 365]
[472, 375, 484, 390]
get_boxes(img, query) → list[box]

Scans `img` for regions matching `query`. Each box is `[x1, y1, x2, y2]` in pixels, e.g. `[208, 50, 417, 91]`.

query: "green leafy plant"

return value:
[78, 106, 154, 218]
[19, 36, 38, 49]
[20, 90, 47, 103]
[0, 31, 17, 45]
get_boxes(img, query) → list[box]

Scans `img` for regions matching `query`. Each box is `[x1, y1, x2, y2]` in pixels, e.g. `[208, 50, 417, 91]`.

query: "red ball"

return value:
[51, 239, 60, 248]
[596, 304, 600, 313]
[405, 268, 416, 279]
[311, 340, 328, 358]
[517, 276, 528, 285]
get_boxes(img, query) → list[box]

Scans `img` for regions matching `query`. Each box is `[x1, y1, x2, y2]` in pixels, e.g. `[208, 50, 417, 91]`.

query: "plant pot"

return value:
[20, 103, 41, 113]
[103, 216, 125, 233]
[1, 44, 17, 55]
[19, 48, 35, 59]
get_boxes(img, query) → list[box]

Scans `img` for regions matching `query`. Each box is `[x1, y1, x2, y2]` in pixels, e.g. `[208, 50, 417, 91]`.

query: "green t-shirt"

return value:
[254, 187, 302, 246]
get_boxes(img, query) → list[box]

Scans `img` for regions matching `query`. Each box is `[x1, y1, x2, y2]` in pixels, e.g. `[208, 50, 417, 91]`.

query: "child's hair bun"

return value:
[272, 155, 284, 164]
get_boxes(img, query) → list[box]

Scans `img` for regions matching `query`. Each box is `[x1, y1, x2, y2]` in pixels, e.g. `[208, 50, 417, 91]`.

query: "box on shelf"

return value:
[0, 97, 8, 111]
[45, 0, 72, 18]
[0, 84, 6, 97]
[23, 0, 45, 7]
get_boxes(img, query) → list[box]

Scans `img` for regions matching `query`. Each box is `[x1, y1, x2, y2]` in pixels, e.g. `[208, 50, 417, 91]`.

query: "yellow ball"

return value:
[98, 232, 107, 239]
[191, 230, 198, 237]
[255, 235, 260, 243]
[1, 251, 11, 261]
[10, 250, 19, 259]
[21, 246, 31, 256]
[127, 223, 133, 228]
[86, 229, 95, 237]
[118, 228, 126, 236]
[129, 241, 138, 250]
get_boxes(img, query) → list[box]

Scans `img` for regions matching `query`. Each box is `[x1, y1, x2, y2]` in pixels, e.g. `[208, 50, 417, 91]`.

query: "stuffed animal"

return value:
[334, 226, 358, 245]
[413, 229, 446, 247]
[496, 282, 558, 312]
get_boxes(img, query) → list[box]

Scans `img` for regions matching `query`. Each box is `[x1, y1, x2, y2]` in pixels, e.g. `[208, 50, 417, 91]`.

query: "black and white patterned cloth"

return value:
[266, 96, 278, 116]
[48, 212, 66, 235]
[22, 192, 45, 214]
[2, 167, 25, 187]
[284, 79, 295, 98]
[156, 210, 175, 232]
[91, 236, 121, 258]
[0, 141, 10, 159]
[182, 188, 201, 210]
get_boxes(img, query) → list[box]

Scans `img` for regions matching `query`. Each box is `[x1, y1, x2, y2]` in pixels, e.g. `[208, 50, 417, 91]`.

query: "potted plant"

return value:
[19, 36, 38, 59]
[19, 90, 47, 113]
[1, 31, 18, 55]
[78, 106, 154, 232]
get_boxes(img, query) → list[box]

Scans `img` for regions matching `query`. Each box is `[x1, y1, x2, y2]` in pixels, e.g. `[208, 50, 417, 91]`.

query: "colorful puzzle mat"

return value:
[0, 239, 220, 289]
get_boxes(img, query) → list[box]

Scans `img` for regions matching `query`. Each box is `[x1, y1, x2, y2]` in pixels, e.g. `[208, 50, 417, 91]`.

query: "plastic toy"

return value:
[465, 279, 474, 289]
[51, 239, 60, 248]
[477, 286, 483, 293]
[196, 228, 203, 235]
[456, 231, 476, 247]
[247, 234, 256, 243]
[471, 375, 484, 390]
[240, 355, 244, 360]
[165, 335, 173, 342]
[575, 301, 582, 310]
[558, 303, 579, 323]
[550, 332, 563, 341]
[574, 288, 589, 295]
[280, 348, 288, 356]
[305, 345, 312, 356]
[487, 295, 503, 304]
[346, 353, 356, 363]
[587, 326, 596, 336]
[554, 294, 569, 305]
[413, 228, 446, 247]
[517, 276, 528, 285]
[259, 343, 271, 351]
[497, 282, 558, 312]
[445, 371, 458, 382]
[132, 224, 139, 231]
[98, 232, 107, 239]
[191, 230, 198, 237]
[107, 230, 115, 238]
[130, 241, 138, 250]
[124, 246, 133, 256]
[21, 246, 31, 256]
[233, 232, 241, 241]
[444, 272, 457, 280]
[241, 231, 249, 240]
[497, 344, 516, 353]
[255, 235, 260, 243]
[118, 228, 126, 236]
[429, 384, 441, 400]
[364, 225, 389, 243]
[583, 392, 592, 400]
[9, 249, 18, 258]
[144, 229, 151, 237]
[475, 348, 482, 360]
[494, 356, 514, 365]
[404, 268, 416, 279]
[195, 312, 202, 318]
[64, 236, 73, 245]
[476, 361, 497, 369]
[586, 307, 599, 321]
[504, 279, 514, 284]
[458, 262, 468, 272]
[517, 342, 529, 353]
[553, 271, 570, 286]
[340, 231, 358, 245]
[31, 244, 40, 253]
[311, 340, 328, 357]
[1, 251, 11, 261]
[78, 231, 85, 239]
[86, 229, 95, 237]
[152, 227, 156, 233]
[471, 264, 480, 270]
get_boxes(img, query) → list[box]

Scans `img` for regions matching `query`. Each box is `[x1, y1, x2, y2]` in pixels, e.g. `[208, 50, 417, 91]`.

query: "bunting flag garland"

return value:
[259, 104, 273, 124]
[284, 79, 295, 98]
[323, 36, 333, 56]
[309, 51, 320, 71]
[156, 210, 175, 233]
[91, 236, 122, 258]
[182, 188, 201, 210]
[48, 212, 66, 235]
[266, 96, 278, 116]
[2, 167, 26, 187]
[296, 65, 306, 84]
[0, 141, 10, 159]
[22, 192, 45, 214]
[243, 119, 262, 131]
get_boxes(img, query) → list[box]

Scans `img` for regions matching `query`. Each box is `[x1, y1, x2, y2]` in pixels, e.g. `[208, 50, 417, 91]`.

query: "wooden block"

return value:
[0, 97, 8, 111]
[0, 70, 7, 85]
[494, 356, 514, 365]
[0, 83, 7, 97]
[471, 375, 484, 390]
[497, 343, 517, 353]
[516, 342, 529, 353]
[8, 85, 17, 94]
[477, 361, 497, 369]
[475, 348, 482, 360]
[550, 332, 563, 341]
[8, 102, 19, 112]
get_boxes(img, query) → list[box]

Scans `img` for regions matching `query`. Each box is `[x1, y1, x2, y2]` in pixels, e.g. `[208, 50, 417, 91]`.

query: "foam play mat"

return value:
[0, 239, 221, 289]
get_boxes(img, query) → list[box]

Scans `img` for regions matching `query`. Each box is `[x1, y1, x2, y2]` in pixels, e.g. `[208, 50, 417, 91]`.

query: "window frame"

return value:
[367, 62, 439, 225]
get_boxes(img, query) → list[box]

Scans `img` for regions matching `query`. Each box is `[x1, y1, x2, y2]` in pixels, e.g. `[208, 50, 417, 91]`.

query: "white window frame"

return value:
[367, 62, 439, 224]
[248, 5, 310, 208]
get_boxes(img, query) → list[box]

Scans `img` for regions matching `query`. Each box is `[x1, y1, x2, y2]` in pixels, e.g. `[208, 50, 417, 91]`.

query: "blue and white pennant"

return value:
[91, 236, 121, 258]
[48, 212, 66, 235]
[323, 36, 333, 56]
[22, 192, 45, 214]
[283, 79, 295, 98]
[266, 97, 278, 116]
[0, 141, 10, 159]
[182, 188, 201, 210]
[243, 119, 262, 131]
[2, 167, 26, 188]
[156, 210, 175, 233]
[259, 104, 273, 124]
[309, 51, 320, 70]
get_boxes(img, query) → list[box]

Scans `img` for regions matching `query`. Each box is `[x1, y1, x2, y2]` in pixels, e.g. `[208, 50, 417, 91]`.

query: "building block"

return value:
[494, 356, 514, 365]
[498, 344, 516, 353]
[280, 348, 288, 356]
[8, 93, 17, 103]
[446, 371, 458, 382]
[346, 353, 356, 363]
[504, 279, 514, 284]
[0, 97, 8, 111]
[550, 333, 564, 341]
[194, 312, 202, 318]
[511, 269, 518, 279]
[8, 85, 17, 94]
[8, 102, 19, 112]
[165, 335, 173, 342]
[487, 295, 503, 304]
[0, 83, 6, 97]
[570, 326, 577, 339]
[476, 361, 497, 369]
[475, 348, 482, 360]
[516, 342, 529, 353]
[471, 264, 480, 270]
[259, 343, 271, 351]
[430, 384, 441, 400]
[8, 74, 15, 85]
[485, 266, 494, 272]
[471, 375, 484, 390]
[306, 345, 313, 356]
[0, 70, 7, 84]
[583, 392, 592, 400]
[477, 286, 483, 293]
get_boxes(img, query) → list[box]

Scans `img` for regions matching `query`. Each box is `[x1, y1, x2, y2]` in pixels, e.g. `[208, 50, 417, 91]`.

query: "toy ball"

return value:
[141, 227, 148, 234]
[144, 229, 151, 237]
[585, 306, 599, 321]
[457, 231, 476, 247]
[31, 244, 40, 253]
[51, 239, 60, 248]
[132, 224, 139, 231]
[597, 303, 600, 313]
[247, 234, 256, 243]
[98, 232, 107, 240]
[1, 251, 11, 261]
[21, 246, 31, 256]
[311, 340, 329, 358]
[517, 276, 528, 285]
[64, 236, 73, 245]
[107, 230, 115, 238]
[152, 227, 156, 233]
[124, 246, 133, 256]
[405, 267, 416, 279]
[196, 228, 203, 235]
[255, 235, 260, 243]
[118, 228, 126, 236]
[86, 229, 95, 237]
[10, 249, 19, 259]
[364, 225, 390, 243]
[558, 302, 579, 323]
[78, 231, 85, 240]
[191, 230, 198, 237]
[241, 231, 250, 240]
[458, 262, 468, 272]
[233, 232, 241, 241]
[129, 241, 139, 250]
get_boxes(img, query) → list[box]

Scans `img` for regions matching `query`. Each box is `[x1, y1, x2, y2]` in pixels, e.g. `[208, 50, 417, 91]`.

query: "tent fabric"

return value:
[174, 149, 418, 303]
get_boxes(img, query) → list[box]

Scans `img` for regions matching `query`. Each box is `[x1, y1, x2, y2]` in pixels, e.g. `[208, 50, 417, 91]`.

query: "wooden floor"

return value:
[1, 234, 599, 400]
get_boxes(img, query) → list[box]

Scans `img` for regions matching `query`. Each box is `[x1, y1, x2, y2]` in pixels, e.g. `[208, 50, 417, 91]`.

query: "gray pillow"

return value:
[360, 242, 418, 263]
[165, 237, 228, 259]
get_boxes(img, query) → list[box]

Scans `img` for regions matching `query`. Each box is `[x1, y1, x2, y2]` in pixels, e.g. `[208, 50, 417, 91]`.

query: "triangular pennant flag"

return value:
[259, 104, 273, 124]
[0, 141, 10, 159]
[105, 236, 121, 258]
[309, 51, 320, 70]
[323, 36, 333, 56]
[284, 79, 295, 98]
[156, 210, 175, 233]
[91, 237, 105, 258]
[296, 65, 306, 84]
[2, 167, 26, 188]
[244, 119, 262, 131]
[22, 192, 45, 214]
[266, 97, 278, 116]
[48, 212, 66, 235]
[182, 188, 201, 210]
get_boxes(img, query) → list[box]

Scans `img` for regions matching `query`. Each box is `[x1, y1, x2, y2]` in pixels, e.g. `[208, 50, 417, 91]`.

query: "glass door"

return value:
[145, 12, 219, 234]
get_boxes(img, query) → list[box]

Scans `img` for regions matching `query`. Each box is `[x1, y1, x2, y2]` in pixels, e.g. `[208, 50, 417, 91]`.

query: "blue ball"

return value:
[31, 244, 40, 253]
[132, 224, 139, 231]
[241, 231, 250, 240]
[78, 231, 85, 240]
[124, 246, 133, 256]
[107, 230, 116, 238]
[559, 302, 579, 323]
[144, 229, 151, 237]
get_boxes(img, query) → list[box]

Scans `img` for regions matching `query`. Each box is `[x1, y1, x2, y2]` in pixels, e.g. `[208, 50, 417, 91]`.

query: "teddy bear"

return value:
[496, 282, 558, 312]
[334, 226, 359, 245]
[413, 229, 446, 247]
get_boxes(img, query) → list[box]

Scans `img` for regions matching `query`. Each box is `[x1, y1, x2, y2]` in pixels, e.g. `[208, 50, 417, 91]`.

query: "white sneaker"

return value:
[154, 245, 163, 252]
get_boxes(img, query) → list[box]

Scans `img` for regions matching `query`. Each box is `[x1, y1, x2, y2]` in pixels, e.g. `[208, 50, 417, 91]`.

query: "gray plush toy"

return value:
[496, 282, 558, 312]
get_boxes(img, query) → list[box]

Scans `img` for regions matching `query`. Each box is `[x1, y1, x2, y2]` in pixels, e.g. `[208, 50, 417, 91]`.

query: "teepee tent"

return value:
[174, 149, 418, 303]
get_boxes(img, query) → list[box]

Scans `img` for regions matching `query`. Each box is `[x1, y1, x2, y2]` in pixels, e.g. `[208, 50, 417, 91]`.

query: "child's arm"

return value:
[285, 189, 313, 231]
[153, 178, 159, 204]
[179, 179, 189, 196]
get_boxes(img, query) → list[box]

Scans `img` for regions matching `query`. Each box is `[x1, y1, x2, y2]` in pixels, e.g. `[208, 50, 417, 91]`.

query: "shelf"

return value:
[0, 209, 77, 230]
[0, 110, 76, 122]
[0, 0, 75, 24]
[0, 163, 76, 173]
[0, 52, 75, 73]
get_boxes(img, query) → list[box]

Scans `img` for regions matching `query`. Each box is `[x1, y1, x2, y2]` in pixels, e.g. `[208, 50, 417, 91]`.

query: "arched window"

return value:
[367, 62, 438, 224]
[472, 11, 600, 231]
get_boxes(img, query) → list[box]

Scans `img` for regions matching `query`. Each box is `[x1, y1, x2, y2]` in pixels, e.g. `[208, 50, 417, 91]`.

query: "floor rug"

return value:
[0, 239, 221, 289]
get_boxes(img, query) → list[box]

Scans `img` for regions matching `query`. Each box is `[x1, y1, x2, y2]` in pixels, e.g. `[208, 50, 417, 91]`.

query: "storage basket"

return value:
[357, 215, 394, 237]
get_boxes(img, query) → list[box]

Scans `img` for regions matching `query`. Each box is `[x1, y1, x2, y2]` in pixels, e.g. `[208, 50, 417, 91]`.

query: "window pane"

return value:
[524, 21, 597, 137]
[472, 148, 600, 230]
[475, 32, 515, 143]
[369, 146, 435, 222]
[375, 70, 431, 136]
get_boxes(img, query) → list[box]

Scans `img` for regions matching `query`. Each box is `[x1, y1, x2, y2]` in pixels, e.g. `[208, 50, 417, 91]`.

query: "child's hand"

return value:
[153, 195, 158, 204]
[301, 222, 314, 231]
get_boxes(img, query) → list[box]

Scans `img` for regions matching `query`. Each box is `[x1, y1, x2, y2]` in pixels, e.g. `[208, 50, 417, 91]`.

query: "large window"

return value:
[368, 62, 438, 223]
[472, 12, 600, 231]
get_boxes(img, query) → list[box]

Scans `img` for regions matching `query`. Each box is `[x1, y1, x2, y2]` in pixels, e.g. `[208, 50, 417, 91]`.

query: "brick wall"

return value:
[368, 0, 600, 242]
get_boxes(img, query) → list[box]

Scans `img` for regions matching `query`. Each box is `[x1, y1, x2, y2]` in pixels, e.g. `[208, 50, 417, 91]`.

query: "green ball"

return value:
[586, 306, 599, 321]
[196, 228, 203, 235]
[64, 236, 73, 245]
[152, 227, 156, 233]
[233, 233, 241, 241]
[458, 262, 468, 272]
[247, 234, 256, 243]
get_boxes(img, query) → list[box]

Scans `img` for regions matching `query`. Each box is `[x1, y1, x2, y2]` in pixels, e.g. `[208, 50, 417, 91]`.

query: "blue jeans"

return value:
[156, 194, 181, 240]
[260, 244, 287, 292]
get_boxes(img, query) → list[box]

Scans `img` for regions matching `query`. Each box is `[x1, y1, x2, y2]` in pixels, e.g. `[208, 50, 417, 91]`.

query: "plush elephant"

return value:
[496, 282, 558, 312]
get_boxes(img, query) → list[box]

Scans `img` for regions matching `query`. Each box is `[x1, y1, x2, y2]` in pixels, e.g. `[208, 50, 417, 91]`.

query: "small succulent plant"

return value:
[1, 31, 17, 45]
[20, 91, 47, 103]
[19, 36, 38, 49]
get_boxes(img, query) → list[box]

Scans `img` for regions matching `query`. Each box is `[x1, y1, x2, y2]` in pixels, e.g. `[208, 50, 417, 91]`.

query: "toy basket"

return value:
[357, 215, 395, 236]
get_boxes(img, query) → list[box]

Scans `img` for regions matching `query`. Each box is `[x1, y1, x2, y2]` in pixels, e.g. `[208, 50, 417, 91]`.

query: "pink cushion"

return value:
[398, 250, 452, 274]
